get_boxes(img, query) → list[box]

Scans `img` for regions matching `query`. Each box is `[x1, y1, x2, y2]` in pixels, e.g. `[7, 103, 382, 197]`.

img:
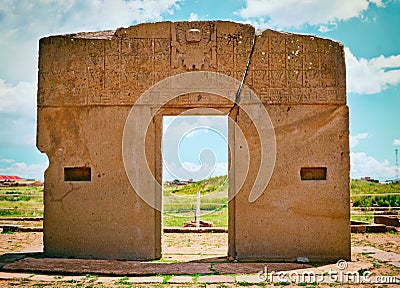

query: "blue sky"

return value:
[0, 0, 399, 181]
[162, 116, 228, 181]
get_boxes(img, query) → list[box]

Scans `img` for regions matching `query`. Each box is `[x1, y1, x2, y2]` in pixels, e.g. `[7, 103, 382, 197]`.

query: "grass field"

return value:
[350, 179, 400, 223]
[163, 175, 228, 226]
[1, 177, 399, 226]
[0, 186, 43, 217]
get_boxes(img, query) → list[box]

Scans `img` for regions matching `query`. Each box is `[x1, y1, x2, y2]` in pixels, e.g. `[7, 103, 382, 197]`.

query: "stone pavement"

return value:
[0, 256, 313, 276]
[0, 261, 381, 285]
[353, 246, 400, 267]
[0, 246, 398, 285]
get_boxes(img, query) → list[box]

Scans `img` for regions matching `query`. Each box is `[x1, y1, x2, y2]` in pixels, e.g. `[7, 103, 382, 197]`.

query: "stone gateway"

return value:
[37, 21, 350, 261]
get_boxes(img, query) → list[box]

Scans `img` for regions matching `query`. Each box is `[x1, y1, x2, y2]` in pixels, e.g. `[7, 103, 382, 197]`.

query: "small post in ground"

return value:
[195, 190, 200, 228]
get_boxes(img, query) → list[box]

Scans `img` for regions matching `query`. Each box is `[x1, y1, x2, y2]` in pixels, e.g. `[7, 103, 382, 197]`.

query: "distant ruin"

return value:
[37, 21, 350, 261]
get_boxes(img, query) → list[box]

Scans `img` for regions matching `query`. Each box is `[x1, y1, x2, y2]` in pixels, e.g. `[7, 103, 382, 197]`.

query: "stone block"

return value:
[37, 21, 349, 261]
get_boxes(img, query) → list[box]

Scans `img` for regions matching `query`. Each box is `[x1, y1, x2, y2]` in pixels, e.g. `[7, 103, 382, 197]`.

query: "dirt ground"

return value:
[0, 231, 42, 255]
[0, 230, 399, 287]
[351, 231, 400, 253]
[1, 230, 398, 258]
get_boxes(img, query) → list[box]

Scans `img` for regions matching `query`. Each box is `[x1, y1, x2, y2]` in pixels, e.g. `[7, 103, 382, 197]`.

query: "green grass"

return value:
[351, 194, 400, 207]
[163, 176, 228, 227]
[164, 189, 228, 212]
[350, 179, 400, 223]
[1, 178, 399, 226]
[163, 206, 228, 227]
[0, 186, 44, 217]
[0, 186, 43, 195]
[350, 179, 400, 207]
[350, 179, 400, 195]
[164, 175, 228, 196]
[350, 214, 374, 223]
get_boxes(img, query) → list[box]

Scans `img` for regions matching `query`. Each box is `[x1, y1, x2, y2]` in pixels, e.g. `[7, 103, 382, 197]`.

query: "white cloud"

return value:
[164, 161, 227, 181]
[188, 12, 199, 21]
[350, 133, 369, 148]
[345, 47, 400, 94]
[0, 0, 181, 82]
[0, 80, 36, 117]
[183, 161, 228, 177]
[0, 79, 37, 147]
[212, 162, 228, 177]
[0, 0, 180, 36]
[318, 23, 337, 33]
[0, 161, 48, 180]
[350, 152, 397, 181]
[0, 155, 15, 163]
[394, 139, 400, 146]
[163, 116, 228, 140]
[370, 0, 386, 7]
[236, 0, 378, 29]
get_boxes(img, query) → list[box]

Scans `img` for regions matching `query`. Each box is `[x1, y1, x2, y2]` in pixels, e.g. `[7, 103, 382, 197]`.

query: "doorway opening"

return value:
[161, 115, 228, 261]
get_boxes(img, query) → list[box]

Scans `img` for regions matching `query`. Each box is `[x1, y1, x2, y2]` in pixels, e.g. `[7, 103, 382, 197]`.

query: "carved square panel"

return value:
[304, 69, 320, 88]
[269, 53, 287, 70]
[269, 36, 286, 53]
[270, 70, 288, 88]
[288, 69, 303, 88]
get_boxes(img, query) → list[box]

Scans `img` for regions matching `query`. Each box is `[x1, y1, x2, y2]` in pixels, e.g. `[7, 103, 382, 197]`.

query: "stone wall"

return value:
[37, 21, 350, 261]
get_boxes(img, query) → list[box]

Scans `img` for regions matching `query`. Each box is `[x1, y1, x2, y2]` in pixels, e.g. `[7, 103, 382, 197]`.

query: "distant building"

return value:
[361, 176, 379, 183]
[0, 175, 22, 181]
[164, 178, 196, 186]
[385, 178, 400, 184]
[0, 175, 43, 186]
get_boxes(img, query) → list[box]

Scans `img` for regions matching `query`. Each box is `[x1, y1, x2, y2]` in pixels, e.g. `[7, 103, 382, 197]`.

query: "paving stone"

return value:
[3, 257, 212, 275]
[212, 262, 313, 274]
[288, 261, 373, 276]
[366, 224, 387, 233]
[95, 276, 122, 285]
[0, 272, 32, 280]
[351, 225, 366, 233]
[374, 215, 400, 227]
[129, 276, 164, 283]
[353, 246, 400, 262]
[0, 252, 28, 268]
[388, 261, 400, 268]
[30, 275, 55, 281]
[197, 275, 235, 283]
[235, 274, 263, 284]
[168, 275, 194, 283]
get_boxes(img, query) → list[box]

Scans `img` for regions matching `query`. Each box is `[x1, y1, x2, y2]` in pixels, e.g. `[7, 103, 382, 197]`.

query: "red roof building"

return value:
[0, 175, 22, 181]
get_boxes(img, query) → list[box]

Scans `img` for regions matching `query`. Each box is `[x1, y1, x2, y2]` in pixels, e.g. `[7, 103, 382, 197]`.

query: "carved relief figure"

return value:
[171, 22, 217, 70]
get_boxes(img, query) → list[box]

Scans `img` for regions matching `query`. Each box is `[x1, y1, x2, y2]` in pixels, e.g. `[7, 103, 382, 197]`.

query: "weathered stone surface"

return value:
[351, 225, 367, 233]
[365, 224, 387, 233]
[374, 215, 400, 227]
[128, 276, 164, 283]
[197, 275, 235, 283]
[3, 258, 212, 275]
[37, 21, 349, 261]
[213, 262, 313, 274]
[353, 246, 400, 263]
[168, 276, 194, 283]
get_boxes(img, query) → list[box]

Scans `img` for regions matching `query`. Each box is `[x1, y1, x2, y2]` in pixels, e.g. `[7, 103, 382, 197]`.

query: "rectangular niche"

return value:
[64, 167, 91, 182]
[300, 167, 327, 181]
